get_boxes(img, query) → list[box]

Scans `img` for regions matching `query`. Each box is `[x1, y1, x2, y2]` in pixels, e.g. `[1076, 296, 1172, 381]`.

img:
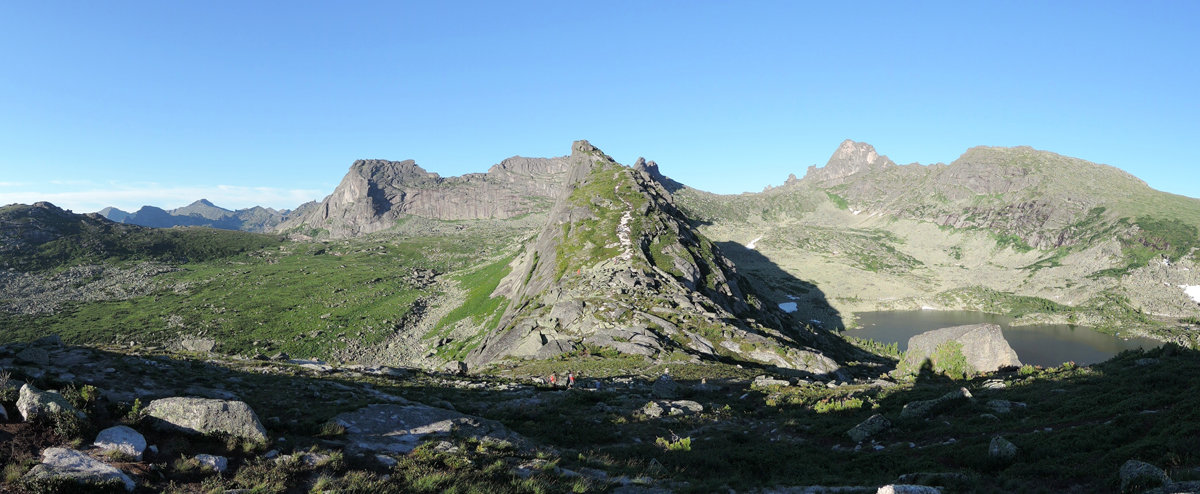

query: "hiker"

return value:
[568, 371, 576, 389]
[549, 372, 557, 388]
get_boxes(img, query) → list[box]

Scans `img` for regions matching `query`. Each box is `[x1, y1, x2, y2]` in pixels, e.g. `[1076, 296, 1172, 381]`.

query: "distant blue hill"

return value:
[96, 199, 304, 233]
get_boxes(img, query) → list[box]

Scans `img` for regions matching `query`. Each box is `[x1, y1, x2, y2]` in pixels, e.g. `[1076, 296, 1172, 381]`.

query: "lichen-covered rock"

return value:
[988, 435, 1018, 461]
[93, 425, 147, 461]
[333, 403, 524, 456]
[15, 347, 50, 366]
[900, 388, 973, 419]
[1120, 459, 1169, 492]
[877, 485, 942, 494]
[847, 414, 891, 443]
[194, 454, 228, 473]
[641, 401, 664, 419]
[144, 397, 267, 443]
[23, 447, 135, 492]
[904, 324, 1021, 374]
[16, 384, 83, 422]
[651, 374, 678, 399]
[985, 399, 1025, 415]
[752, 375, 791, 388]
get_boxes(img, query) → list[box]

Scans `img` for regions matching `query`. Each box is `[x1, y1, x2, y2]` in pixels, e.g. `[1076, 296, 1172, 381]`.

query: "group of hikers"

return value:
[547, 371, 577, 389]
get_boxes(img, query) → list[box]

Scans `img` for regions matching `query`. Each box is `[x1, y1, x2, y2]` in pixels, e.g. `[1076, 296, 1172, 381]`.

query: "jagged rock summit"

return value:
[277, 143, 593, 238]
[804, 139, 896, 185]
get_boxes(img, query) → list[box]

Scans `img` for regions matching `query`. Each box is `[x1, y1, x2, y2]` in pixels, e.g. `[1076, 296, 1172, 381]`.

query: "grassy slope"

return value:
[1, 215, 533, 360]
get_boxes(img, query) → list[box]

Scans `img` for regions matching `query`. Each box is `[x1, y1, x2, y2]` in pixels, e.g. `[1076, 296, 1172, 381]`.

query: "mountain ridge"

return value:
[97, 199, 292, 233]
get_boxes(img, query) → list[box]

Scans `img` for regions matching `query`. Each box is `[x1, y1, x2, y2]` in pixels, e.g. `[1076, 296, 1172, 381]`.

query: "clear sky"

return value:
[1, 2, 1197, 213]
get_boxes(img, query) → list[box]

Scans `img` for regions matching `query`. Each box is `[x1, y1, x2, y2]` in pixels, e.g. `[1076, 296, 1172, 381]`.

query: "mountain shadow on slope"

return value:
[714, 240, 846, 335]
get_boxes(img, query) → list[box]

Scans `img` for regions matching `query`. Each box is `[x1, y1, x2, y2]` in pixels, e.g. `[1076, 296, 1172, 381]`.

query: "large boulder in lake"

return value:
[904, 324, 1020, 374]
[144, 397, 268, 443]
[23, 447, 135, 492]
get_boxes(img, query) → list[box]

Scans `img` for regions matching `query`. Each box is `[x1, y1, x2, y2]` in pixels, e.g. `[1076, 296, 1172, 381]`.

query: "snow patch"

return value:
[851, 209, 862, 215]
[778, 302, 798, 313]
[746, 236, 764, 250]
[921, 306, 936, 311]
[1180, 285, 1200, 304]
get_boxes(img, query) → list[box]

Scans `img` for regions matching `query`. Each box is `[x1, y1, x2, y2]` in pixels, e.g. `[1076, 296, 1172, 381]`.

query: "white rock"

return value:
[94, 425, 147, 461]
[23, 447, 135, 492]
[878, 485, 942, 494]
[194, 454, 228, 473]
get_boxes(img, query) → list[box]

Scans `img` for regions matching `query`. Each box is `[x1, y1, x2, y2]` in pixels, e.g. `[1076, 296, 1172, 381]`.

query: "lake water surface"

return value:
[848, 310, 1160, 367]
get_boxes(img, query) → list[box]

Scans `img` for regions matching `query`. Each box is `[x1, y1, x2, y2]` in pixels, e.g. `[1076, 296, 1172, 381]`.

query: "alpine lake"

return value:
[846, 310, 1161, 367]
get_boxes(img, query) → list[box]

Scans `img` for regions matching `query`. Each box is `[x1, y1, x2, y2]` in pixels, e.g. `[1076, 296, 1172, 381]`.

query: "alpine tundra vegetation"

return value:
[3, 140, 1200, 493]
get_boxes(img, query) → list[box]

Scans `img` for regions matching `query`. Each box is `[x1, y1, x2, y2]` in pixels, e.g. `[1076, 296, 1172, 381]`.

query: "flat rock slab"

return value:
[145, 397, 268, 443]
[23, 447, 135, 492]
[333, 403, 523, 456]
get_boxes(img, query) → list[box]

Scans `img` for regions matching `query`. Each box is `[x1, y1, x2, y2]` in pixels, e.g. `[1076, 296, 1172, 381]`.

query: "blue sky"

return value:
[1, 2, 1197, 212]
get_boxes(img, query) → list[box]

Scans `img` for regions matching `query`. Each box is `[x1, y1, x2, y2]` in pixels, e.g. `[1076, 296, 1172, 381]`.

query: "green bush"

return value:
[656, 436, 692, 452]
[930, 341, 972, 380]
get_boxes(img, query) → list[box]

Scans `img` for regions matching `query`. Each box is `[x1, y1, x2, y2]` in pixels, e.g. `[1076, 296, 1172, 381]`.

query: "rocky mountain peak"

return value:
[634, 157, 684, 193]
[350, 159, 440, 185]
[171, 199, 235, 221]
[804, 139, 896, 185]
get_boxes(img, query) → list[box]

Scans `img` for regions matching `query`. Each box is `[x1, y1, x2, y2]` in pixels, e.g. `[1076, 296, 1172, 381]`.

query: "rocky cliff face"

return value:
[277, 152, 576, 238]
[458, 142, 845, 376]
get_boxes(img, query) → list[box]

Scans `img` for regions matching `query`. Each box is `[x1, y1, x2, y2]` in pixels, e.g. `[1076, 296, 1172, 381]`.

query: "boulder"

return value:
[651, 374, 677, 399]
[443, 360, 468, 375]
[753, 375, 791, 388]
[23, 447, 135, 492]
[16, 384, 83, 422]
[985, 399, 1025, 415]
[877, 486, 942, 494]
[847, 414, 891, 443]
[641, 400, 702, 419]
[899, 388, 973, 419]
[671, 400, 704, 414]
[93, 425, 147, 461]
[144, 397, 268, 443]
[988, 435, 1017, 461]
[194, 454, 228, 473]
[333, 403, 524, 456]
[642, 401, 664, 419]
[1120, 459, 1169, 492]
[904, 324, 1021, 374]
[15, 347, 50, 366]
